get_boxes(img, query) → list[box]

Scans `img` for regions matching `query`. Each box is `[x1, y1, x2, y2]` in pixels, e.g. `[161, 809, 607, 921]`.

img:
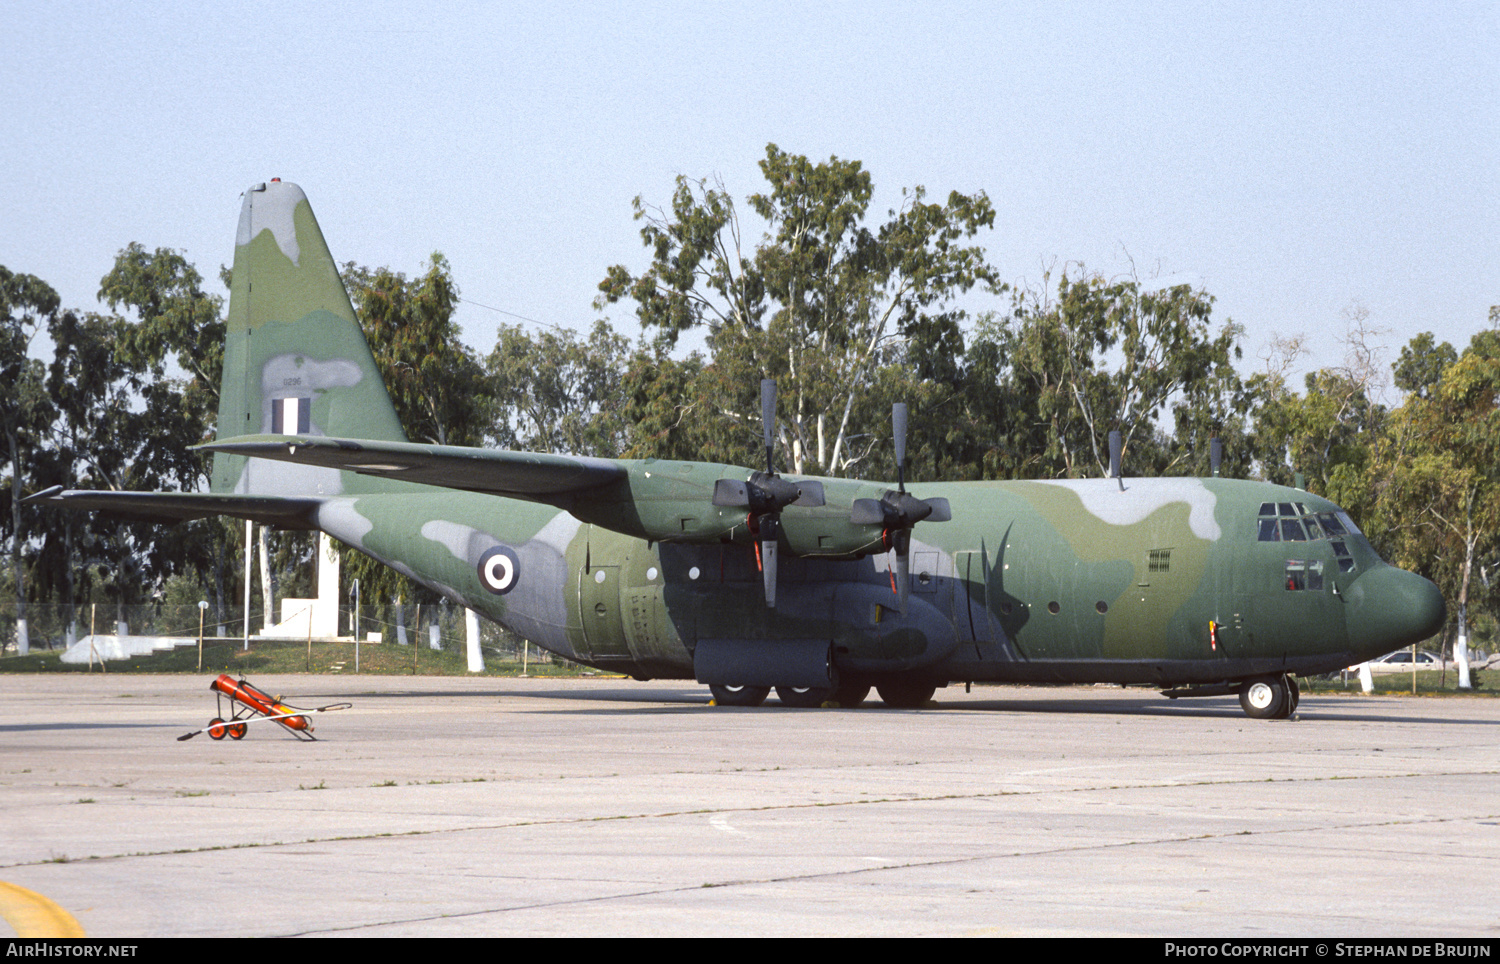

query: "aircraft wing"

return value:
[24, 487, 324, 529]
[200, 435, 627, 501]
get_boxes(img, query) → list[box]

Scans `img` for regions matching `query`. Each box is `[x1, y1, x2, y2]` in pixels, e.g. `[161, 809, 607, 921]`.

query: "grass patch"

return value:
[1302, 668, 1498, 696]
[0, 638, 607, 677]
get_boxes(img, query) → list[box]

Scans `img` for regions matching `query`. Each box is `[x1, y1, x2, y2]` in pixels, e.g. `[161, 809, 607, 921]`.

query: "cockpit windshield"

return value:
[1256, 502, 1359, 572]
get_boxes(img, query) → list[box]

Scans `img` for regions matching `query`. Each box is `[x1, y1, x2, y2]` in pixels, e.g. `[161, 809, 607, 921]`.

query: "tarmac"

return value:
[2, 673, 1497, 938]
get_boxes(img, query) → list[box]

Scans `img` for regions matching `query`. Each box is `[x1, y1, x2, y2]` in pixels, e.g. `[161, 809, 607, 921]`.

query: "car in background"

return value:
[1367, 650, 1445, 672]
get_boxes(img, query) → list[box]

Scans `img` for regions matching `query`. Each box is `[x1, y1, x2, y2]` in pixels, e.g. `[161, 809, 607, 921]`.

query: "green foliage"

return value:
[598, 143, 999, 478]
[343, 255, 488, 446]
[967, 271, 1246, 480]
[1369, 329, 1500, 639]
[98, 243, 225, 429]
[487, 320, 632, 456]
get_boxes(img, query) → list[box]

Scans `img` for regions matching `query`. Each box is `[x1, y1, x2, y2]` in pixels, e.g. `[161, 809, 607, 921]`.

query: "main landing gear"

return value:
[1238, 674, 1300, 720]
[709, 684, 771, 707]
[709, 679, 933, 709]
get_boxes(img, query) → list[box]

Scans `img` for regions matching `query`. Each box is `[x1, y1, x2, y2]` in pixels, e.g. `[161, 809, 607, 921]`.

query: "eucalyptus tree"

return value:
[597, 144, 1000, 478]
[969, 271, 1245, 480]
[0, 267, 60, 652]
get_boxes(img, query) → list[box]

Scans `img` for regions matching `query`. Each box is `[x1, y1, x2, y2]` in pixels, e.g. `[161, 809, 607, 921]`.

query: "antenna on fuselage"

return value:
[1109, 430, 1124, 491]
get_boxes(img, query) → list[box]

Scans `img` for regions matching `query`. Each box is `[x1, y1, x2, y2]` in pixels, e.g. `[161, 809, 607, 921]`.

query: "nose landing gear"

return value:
[1239, 674, 1301, 719]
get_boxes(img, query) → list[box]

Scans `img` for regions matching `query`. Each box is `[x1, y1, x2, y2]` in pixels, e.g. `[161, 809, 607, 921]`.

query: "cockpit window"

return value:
[1255, 504, 1359, 574]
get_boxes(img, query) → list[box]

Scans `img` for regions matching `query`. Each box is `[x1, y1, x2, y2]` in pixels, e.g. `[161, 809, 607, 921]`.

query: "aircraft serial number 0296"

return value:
[33, 181, 1445, 719]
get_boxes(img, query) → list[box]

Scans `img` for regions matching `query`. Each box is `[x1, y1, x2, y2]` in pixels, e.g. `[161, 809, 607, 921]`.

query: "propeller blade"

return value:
[792, 480, 825, 507]
[762, 539, 778, 607]
[893, 402, 908, 492]
[850, 498, 886, 526]
[712, 479, 751, 508]
[762, 379, 776, 474]
[892, 527, 911, 609]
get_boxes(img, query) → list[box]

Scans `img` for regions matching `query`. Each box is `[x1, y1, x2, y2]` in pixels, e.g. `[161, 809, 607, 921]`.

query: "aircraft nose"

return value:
[1345, 566, 1447, 659]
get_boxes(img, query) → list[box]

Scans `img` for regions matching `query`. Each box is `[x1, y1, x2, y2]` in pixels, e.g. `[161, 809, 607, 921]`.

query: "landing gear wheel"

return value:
[207, 718, 227, 740]
[831, 682, 871, 708]
[1239, 676, 1287, 720]
[228, 722, 248, 740]
[710, 684, 770, 707]
[776, 685, 831, 708]
[1283, 675, 1300, 718]
[877, 679, 937, 709]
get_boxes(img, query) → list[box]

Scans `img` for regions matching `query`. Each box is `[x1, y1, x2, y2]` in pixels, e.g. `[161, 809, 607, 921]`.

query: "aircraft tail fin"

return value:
[211, 180, 408, 496]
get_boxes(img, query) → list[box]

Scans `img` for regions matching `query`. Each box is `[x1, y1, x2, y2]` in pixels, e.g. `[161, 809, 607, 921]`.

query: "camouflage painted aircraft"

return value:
[33, 180, 1446, 719]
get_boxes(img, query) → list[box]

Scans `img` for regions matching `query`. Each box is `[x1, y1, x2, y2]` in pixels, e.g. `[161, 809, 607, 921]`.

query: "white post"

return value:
[1358, 662, 1374, 694]
[465, 608, 484, 672]
[316, 532, 340, 638]
[15, 617, 27, 656]
[395, 598, 409, 645]
[242, 519, 252, 650]
[259, 526, 273, 631]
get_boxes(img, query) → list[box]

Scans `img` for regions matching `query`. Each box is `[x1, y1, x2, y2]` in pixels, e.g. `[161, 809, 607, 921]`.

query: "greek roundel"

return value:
[477, 545, 520, 594]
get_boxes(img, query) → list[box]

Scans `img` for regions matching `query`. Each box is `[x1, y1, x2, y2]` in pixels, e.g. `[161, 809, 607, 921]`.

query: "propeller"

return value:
[711, 379, 825, 607]
[850, 403, 951, 609]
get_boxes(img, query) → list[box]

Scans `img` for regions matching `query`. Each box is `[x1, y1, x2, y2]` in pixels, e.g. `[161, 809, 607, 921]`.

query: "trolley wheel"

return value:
[207, 718, 227, 740]
[228, 722, 248, 740]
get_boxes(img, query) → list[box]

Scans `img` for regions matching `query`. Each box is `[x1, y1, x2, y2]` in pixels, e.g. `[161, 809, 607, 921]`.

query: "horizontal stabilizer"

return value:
[200, 435, 626, 502]
[25, 486, 323, 529]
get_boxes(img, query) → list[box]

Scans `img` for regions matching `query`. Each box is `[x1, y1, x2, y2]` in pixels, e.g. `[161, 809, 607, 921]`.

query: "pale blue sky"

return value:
[5, 1, 1495, 398]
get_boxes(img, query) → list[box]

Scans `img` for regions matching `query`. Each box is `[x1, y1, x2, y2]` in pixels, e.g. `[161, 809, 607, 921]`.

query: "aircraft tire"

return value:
[831, 682, 871, 708]
[776, 685, 831, 708]
[1238, 677, 1287, 720]
[710, 684, 770, 707]
[877, 679, 937, 709]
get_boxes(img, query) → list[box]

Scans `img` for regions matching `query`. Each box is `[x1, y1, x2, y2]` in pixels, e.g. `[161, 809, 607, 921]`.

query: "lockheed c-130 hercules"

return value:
[32, 180, 1446, 719]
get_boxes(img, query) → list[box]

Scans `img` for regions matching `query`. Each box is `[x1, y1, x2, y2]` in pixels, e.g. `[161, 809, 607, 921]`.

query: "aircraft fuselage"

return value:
[319, 471, 1441, 692]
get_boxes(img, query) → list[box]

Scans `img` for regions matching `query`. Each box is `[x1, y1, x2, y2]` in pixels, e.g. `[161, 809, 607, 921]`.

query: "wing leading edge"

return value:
[25, 487, 324, 529]
[200, 435, 627, 505]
